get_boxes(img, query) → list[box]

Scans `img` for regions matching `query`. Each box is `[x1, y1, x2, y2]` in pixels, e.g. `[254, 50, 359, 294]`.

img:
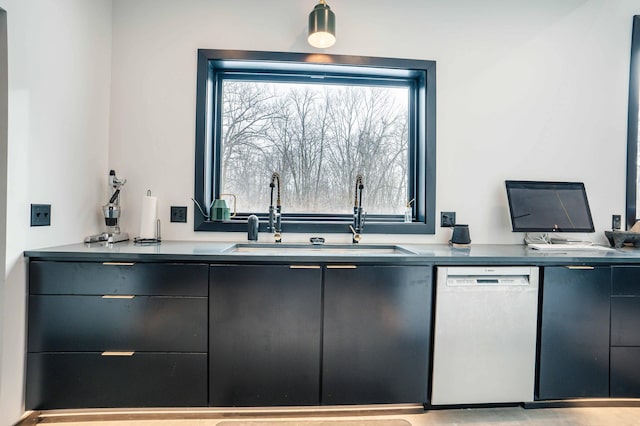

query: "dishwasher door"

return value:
[431, 266, 539, 405]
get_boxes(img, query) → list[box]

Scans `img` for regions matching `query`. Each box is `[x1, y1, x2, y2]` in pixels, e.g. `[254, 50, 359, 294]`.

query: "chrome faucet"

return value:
[268, 172, 282, 243]
[351, 173, 365, 243]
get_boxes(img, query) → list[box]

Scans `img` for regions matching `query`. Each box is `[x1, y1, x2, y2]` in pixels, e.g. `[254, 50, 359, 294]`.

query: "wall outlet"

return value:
[31, 204, 51, 226]
[612, 214, 621, 230]
[171, 206, 187, 223]
[440, 211, 456, 227]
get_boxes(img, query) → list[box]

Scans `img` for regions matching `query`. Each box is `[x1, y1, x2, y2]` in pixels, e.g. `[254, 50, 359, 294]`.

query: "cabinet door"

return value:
[26, 352, 207, 409]
[322, 265, 432, 405]
[538, 266, 611, 400]
[209, 264, 322, 406]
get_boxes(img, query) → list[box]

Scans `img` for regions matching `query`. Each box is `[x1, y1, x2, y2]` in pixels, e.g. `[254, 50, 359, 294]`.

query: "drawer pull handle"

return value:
[290, 265, 321, 269]
[565, 266, 595, 270]
[101, 351, 135, 356]
[327, 265, 358, 269]
[102, 262, 135, 266]
[101, 295, 135, 299]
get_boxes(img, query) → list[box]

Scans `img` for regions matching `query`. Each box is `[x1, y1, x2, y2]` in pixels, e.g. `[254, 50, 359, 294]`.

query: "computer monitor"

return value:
[505, 180, 595, 233]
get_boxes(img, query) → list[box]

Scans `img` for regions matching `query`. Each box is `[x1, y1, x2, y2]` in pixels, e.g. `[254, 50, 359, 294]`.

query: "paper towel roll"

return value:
[139, 192, 157, 239]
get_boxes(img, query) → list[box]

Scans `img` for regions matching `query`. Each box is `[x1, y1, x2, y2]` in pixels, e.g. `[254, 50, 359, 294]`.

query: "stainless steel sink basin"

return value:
[223, 243, 415, 256]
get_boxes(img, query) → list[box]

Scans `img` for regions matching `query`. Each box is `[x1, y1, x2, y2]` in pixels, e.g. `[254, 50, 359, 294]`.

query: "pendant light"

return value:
[308, 0, 336, 48]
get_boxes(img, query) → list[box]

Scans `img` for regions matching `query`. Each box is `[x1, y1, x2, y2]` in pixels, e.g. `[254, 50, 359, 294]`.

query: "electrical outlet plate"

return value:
[171, 206, 187, 223]
[440, 211, 456, 227]
[31, 204, 51, 226]
[612, 214, 621, 230]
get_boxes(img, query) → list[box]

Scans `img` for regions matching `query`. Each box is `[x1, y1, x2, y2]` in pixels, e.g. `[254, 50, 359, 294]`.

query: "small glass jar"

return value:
[404, 206, 412, 223]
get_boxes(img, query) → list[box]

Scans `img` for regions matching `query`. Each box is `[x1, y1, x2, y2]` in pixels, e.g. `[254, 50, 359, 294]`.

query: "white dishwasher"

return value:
[431, 266, 539, 405]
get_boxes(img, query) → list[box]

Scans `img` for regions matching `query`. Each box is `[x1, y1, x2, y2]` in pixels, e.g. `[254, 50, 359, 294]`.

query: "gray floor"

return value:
[31, 406, 640, 425]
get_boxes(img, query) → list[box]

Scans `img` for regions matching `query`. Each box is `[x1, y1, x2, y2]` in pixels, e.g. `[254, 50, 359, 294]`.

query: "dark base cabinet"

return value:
[26, 261, 209, 410]
[26, 353, 207, 409]
[209, 264, 322, 406]
[322, 265, 432, 405]
[209, 263, 432, 407]
[24, 253, 640, 408]
[538, 266, 611, 400]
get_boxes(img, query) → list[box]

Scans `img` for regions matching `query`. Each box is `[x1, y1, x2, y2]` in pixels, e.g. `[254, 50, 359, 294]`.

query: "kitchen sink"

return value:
[223, 243, 416, 256]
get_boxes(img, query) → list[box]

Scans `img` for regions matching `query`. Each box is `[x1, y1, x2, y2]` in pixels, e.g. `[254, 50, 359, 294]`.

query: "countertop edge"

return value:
[22, 241, 640, 265]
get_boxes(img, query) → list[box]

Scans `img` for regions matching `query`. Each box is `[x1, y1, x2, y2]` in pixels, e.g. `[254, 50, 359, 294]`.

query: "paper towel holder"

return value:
[134, 189, 162, 245]
[134, 218, 161, 245]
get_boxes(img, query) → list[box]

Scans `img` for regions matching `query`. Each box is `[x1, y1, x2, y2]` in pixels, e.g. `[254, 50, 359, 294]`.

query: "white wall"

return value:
[0, 1, 112, 423]
[110, 0, 640, 245]
[0, 3, 7, 424]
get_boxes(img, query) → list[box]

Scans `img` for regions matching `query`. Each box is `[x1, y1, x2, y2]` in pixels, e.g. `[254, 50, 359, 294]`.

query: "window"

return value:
[194, 50, 436, 234]
[627, 16, 640, 228]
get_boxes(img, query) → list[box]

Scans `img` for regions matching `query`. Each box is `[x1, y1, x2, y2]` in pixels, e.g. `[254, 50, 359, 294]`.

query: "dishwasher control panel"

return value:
[447, 276, 529, 286]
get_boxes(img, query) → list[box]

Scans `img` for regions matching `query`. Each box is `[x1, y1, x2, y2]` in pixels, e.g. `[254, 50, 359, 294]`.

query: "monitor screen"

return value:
[505, 180, 595, 233]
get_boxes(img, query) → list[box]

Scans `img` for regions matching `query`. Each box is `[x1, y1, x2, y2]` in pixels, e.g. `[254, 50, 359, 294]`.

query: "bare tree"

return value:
[221, 82, 280, 210]
[220, 81, 409, 216]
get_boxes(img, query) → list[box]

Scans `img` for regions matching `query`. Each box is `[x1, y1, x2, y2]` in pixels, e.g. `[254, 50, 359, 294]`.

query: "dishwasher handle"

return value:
[443, 266, 537, 277]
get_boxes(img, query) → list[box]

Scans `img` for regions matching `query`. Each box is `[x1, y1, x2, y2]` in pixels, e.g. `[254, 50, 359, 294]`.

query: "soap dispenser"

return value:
[404, 198, 415, 223]
[247, 215, 259, 241]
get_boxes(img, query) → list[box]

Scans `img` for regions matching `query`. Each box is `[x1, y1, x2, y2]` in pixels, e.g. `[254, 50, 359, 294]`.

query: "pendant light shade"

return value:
[308, 0, 336, 48]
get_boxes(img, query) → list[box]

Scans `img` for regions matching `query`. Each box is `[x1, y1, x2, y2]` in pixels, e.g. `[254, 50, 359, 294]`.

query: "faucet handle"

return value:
[349, 225, 361, 244]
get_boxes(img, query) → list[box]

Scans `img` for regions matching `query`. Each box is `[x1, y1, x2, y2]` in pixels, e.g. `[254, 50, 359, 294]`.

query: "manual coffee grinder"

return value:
[84, 170, 130, 243]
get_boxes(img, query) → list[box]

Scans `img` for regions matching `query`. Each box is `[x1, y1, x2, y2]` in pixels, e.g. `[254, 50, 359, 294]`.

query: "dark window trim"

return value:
[194, 49, 436, 234]
[627, 16, 640, 229]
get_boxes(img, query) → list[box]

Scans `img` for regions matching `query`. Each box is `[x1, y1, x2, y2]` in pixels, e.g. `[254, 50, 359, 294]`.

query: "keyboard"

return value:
[528, 243, 613, 251]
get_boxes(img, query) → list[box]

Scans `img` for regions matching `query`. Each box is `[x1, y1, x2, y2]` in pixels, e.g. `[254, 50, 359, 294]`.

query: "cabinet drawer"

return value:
[611, 347, 640, 397]
[612, 266, 640, 295]
[26, 352, 207, 409]
[611, 297, 640, 346]
[29, 261, 208, 296]
[28, 295, 207, 352]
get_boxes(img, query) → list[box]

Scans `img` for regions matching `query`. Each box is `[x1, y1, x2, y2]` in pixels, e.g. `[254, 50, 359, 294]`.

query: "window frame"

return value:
[194, 49, 436, 234]
[627, 16, 640, 229]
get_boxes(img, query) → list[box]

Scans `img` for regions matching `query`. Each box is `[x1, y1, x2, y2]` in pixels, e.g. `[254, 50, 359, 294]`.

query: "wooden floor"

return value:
[24, 406, 640, 426]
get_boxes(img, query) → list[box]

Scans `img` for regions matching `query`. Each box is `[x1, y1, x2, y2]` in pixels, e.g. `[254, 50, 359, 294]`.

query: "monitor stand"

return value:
[549, 236, 584, 244]
[524, 233, 587, 246]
